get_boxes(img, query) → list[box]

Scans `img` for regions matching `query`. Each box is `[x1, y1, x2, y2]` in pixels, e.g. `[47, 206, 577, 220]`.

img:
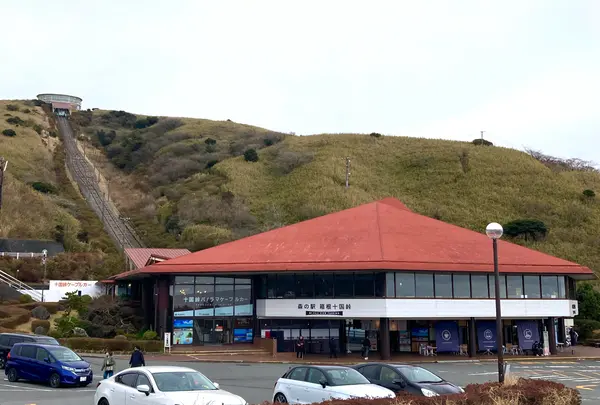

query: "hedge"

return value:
[17, 302, 62, 314]
[31, 319, 51, 333]
[58, 337, 163, 353]
[273, 379, 579, 405]
[0, 306, 31, 329]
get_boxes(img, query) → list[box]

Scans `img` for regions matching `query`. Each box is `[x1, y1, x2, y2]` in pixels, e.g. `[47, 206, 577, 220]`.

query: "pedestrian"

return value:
[101, 350, 115, 379]
[362, 336, 371, 360]
[569, 327, 578, 346]
[129, 345, 145, 368]
[329, 337, 337, 359]
[295, 336, 305, 359]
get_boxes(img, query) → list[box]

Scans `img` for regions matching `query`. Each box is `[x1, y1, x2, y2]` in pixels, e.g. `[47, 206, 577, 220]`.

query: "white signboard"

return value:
[164, 332, 171, 353]
[20, 280, 102, 302]
[543, 330, 550, 356]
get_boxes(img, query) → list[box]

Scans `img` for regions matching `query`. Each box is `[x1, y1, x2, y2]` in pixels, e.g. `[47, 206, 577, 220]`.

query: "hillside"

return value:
[73, 109, 600, 275]
[0, 100, 121, 282]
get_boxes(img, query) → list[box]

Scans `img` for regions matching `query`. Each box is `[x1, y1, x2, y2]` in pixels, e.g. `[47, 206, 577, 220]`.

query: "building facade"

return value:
[106, 198, 593, 359]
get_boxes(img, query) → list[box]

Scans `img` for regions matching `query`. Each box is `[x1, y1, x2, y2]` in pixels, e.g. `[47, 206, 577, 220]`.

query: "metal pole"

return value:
[345, 157, 350, 189]
[493, 238, 505, 383]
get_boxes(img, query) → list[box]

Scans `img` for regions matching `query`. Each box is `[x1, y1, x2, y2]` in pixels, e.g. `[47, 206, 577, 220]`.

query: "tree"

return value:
[503, 219, 548, 241]
[583, 189, 596, 199]
[577, 283, 600, 322]
[244, 148, 259, 162]
[2, 129, 16, 137]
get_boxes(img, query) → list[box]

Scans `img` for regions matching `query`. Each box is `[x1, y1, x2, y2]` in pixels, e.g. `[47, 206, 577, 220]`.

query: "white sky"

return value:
[2, 0, 599, 162]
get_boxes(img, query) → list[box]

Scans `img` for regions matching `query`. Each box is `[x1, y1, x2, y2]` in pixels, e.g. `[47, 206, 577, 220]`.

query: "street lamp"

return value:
[486, 222, 504, 383]
[41, 249, 48, 303]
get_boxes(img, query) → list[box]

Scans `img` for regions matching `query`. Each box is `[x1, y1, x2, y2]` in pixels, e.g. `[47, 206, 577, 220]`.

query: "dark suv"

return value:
[0, 333, 59, 369]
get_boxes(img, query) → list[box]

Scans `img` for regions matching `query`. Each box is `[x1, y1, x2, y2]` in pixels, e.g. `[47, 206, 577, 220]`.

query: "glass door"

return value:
[214, 319, 233, 344]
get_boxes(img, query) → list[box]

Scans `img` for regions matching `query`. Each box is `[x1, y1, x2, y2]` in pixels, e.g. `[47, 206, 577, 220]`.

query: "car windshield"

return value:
[324, 368, 370, 386]
[152, 371, 217, 392]
[48, 347, 82, 362]
[398, 366, 443, 384]
[37, 338, 59, 345]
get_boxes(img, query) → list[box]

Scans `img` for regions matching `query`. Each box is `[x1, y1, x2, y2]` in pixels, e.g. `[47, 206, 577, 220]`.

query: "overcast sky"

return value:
[2, 0, 599, 162]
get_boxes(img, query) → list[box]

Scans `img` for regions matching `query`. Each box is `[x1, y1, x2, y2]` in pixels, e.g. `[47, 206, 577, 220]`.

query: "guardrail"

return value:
[0, 269, 42, 301]
[0, 252, 45, 259]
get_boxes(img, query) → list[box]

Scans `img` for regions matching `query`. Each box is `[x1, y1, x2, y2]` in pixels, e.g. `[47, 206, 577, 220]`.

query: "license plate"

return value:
[80, 377, 87, 382]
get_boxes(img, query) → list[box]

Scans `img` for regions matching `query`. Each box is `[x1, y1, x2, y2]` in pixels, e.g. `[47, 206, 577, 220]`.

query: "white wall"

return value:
[256, 298, 574, 319]
[19, 280, 103, 302]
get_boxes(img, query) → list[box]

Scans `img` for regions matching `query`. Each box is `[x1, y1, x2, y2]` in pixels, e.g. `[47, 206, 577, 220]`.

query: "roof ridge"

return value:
[375, 202, 385, 260]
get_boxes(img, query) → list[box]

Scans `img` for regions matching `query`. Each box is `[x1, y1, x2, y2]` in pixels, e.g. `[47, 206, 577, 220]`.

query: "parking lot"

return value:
[3, 358, 600, 404]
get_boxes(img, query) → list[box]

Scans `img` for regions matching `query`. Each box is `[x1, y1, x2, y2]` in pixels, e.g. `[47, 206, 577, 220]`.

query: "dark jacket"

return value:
[129, 350, 145, 367]
[362, 338, 371, 347]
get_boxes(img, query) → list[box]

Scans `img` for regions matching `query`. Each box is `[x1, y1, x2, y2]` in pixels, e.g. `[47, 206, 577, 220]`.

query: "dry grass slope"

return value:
[74, 109, 600, 275]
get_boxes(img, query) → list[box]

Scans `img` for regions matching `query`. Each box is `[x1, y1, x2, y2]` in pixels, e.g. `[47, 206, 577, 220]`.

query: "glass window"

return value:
[194, 284, 214, 316]
[541, 276, 559, 298]
[195, 277, 214, 284]
[334, 273, 354, 297]
[235, 278, 252, 284]
[47, 347, 82, 362]
[354, 273, 374, 297]
[524, 276, 541, 298]
[506, 275, 523, 298]
[315, 273, 334, 298]
[118, 373, 139, 388]
[216, 277, 233, 284]
[385, 273, 395, 297]
[174, 285, 195, 316]
[175, 276, 195, 284]
[396, 273, 416, 297]
[323, 368, 369, 386]
[267, 274, 277, 298]
[152, 371, 216, 392]
[397, 366, 443, 384]
[137, 374, 152, 390]
[415, 273, 434, 298]
[19, 346, 35, 359]
[453, 274, 471, 298]
[214, 285, 234, 316]
[256, 276, 267, 299]
[558, 277, 566, 299]
[471, 275, 489, 298]
[358, 365, 381, 380]
[288, 367, 307, 381]
[295, 274, 314, 298]
[234, 284, 252, 316]
[379, 366, 401, 383]
[434, 274, 452, 298]
[306, 368, 326, 384]
[489, 275, 507, 299]
[375, 273, 386, 297]
[35, 348, 49, 362]
[275, 275, 296, 298]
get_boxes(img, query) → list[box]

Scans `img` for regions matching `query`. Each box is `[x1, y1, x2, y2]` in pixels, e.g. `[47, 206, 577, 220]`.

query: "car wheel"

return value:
[49, 372, 61, 388]
[98, 398, 109, 405]
[274, 393, 288, 403]
[6, 368, 18, 382]
[0, 356, 5, 369]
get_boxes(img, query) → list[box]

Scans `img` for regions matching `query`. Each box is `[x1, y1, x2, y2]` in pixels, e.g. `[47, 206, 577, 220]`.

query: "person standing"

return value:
[362, 336, 371, 360]
[101, 350, 115, 379]
[129, 346, 145, 368]
[569, 328, 578, 346]
[295, 336, 305, 359]
[329, 337, 338, 359]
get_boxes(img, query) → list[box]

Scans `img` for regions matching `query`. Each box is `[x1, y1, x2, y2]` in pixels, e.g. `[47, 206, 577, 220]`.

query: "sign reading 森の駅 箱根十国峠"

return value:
[297, 302, 351, 316]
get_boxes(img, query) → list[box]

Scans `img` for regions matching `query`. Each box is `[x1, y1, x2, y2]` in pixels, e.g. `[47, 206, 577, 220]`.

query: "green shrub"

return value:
[575, 319, 600, 340]
[472, 138, 494, 146]
[2, 129, 16, 137]
[59, 337, 163, 353]
[583, 189, 596, 198]
[370, 132, 382, 138]
[244, 148, 259, 162]
[6, 104, 19, 111]
[22, 108, 31, 114]
[17, 302, 61, 314]
[142, 330, 158, 340]
[0, 306, 31, 329]
[31, 319, 51, 333]
[32, 124, 43, 134]
[6, 116, 25, 126]
[503, 219, 548, 241]
[30, 181, 57, 194]
[204, 138, 216, 145]
[19, 294, 34, 303]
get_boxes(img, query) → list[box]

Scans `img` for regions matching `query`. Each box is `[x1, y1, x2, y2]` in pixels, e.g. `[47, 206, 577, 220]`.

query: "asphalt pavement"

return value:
[3, 358, 600, 405]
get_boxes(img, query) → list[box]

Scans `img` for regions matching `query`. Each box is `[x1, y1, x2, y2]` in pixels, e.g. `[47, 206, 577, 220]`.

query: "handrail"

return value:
[0, 269, 42, 301]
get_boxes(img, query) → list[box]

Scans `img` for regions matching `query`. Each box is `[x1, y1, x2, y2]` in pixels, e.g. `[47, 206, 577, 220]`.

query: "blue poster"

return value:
[234, 328, 253, 342]
[516, 320, 540, 350]
[476, 321, 497, 350]
[411, 328, 428, 337]
[435, 321, 459, 353]
[173, 319, 193, 328]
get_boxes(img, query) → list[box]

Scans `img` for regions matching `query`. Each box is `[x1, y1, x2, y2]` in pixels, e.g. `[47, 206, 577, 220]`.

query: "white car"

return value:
[94, 366, 247, 405]
[273, 365, 395, 404]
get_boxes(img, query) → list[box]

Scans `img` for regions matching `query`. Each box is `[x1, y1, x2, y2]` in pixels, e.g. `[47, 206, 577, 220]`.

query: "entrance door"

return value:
[214, 319, 233, 344]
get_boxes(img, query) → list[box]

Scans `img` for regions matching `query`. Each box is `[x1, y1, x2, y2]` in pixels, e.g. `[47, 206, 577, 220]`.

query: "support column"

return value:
[379, 318, 391, 360]
[547, 317, 557, 355]
[558, 318, 566, 343]
[156, 277, 169, 337]
[468, 318, 477, 357]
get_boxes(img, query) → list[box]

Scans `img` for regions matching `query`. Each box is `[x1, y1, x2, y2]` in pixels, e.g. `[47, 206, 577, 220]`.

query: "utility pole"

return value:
[480, 130, 485, 143]
[0, 157, 6, 210]
[345, 157, 351, 189]
[41, 249, 48, 303]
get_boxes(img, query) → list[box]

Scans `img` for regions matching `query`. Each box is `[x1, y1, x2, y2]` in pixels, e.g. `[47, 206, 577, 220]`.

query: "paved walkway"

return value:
[83, 345, 600, 364]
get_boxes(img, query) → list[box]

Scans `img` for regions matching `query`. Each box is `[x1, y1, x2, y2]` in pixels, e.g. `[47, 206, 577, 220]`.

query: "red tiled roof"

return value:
[124, 248, 191, 270]
[114, 198, 594, 279]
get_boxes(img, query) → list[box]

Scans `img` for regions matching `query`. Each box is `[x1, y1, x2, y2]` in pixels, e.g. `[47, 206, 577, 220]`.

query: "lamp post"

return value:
[486, 222, 504, 383]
